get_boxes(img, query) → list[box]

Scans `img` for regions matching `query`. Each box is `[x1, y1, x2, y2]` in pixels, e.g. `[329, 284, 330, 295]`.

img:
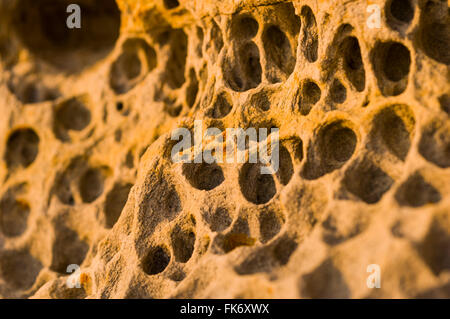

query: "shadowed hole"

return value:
[300, 6, 319, 63]
[231, 15, 259, 39]
[387, 0, 414, 31]
[205, 20, 223, 60]
[110, 38, 157, 94]
[171, 225, 196, 263]
[55, 97, 91, 131]
[299, 80, 321, 115]
[165, 29, 188, 89]
[186, 68, 199, 108]
[5, 128, 39, 169]
[50, 225, 89, 274]
[329, 79, 347, 103]
[419, 1, 450, 65]
[418, 217, 450, 275]
[104, 183, 133, 228]
[204, 207, 232, 232]
[395, 172, 441, 207]
[259, 209, 285, 243]
[54, 97, 91, 142]
[241, 42, 262, 89]
[0, 197, 29, 237]
[239, 163, 276, 204]
[13, 0, 120, 71]
[439, 94, 450, 114]
[340, 36, 366, 92]
[384, 43, 411, 81]
[182, 163, 224, 191]
[223, 41, 261, 91]
[52, 157, 89, 206]
[343, 157, 394, 204]
[7, 77, 59, 104]
[142, 246, 170, 275]
[263, 25, 295, 83]
[250, 91, 271, 112]
[369, 105, 415, 161]
[276, 145, 294, 185]
[79, 168, 105, 203]
[234, 235, 297, 275]
[195, 27, 204, 57]
[163, 0, 179, 9]
[299, 259, 350, 298]
[206, 91, 233, 119]
[302, 121, 357, 180]
[419, 119, 450, 168]
[371, 41, 411, 96]
[0, 250, 42, 290]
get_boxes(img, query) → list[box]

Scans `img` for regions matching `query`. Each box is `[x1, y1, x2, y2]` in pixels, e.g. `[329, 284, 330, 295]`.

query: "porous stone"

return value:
[0, 0, 449, 298]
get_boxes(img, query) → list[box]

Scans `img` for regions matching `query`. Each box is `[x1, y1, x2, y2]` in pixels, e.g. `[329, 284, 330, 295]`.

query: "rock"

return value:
[0, 0, 449, 299]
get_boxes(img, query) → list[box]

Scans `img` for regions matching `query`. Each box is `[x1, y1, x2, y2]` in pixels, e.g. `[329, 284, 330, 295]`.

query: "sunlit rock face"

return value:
[0, 0, 449, 299]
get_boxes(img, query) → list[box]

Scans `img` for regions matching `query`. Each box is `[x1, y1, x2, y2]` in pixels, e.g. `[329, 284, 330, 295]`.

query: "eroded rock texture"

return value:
[0, 0, 449, 298]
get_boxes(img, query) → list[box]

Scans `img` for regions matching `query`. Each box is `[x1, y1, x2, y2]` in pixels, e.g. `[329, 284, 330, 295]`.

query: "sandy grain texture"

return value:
[0, 0, 449, 298]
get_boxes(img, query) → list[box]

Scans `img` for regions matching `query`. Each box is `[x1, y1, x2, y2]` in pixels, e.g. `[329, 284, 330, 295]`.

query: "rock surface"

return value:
[0, 0, 449, 298]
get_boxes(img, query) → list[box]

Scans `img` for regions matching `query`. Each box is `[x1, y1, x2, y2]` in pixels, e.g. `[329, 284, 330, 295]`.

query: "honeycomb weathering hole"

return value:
[186, 68, 199, 108]
[204, 207, 232, 232]
[329, 79, 347, 104]
[165, 29, 188, 89]
[300, 6, 319, 63]
[0, 197, 30, 238]
[340, 36, 366, 92]
[343, 158, 394, 204]
[5, 128, 39, 170]
[163, 0, 180, 10]
[299, 259, 350, 298]
[419, 1, 450, 65]
[239, 163, 276, 204]
[79, 168, 105, 203]
[13, 0, 121, 71]
[231, 15, 259, 39]
[299, 80, 321, 115]
[206, 91, 233, 118]
[250, 91, 271, 112]
[395, 172, 441, 207]
[223, 41, 262, 91]
[171, 225, 196, 263]
[55, 97, 91, 131]
[386, 0, 415, 31]
[50, 225, 89, 274]
[419, 119, 450, 168]
[371, 41, 411, 96]
[383, 43, 411, 81]
[110, 38, 157, 94]
[53, 96, 91, 141]
[104, 183, 133, 228]
[259, 209, 285, 243]
[142, 246, 170, 275]
[0, 250, 42, 290]
[182, 163, 224, 191]
[263, 25, 296, 83]
[276, 145, 294, 185]
[370, 105, 415, 161]
[302, 121, 357, 180]
[439, 94, 450, 114]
